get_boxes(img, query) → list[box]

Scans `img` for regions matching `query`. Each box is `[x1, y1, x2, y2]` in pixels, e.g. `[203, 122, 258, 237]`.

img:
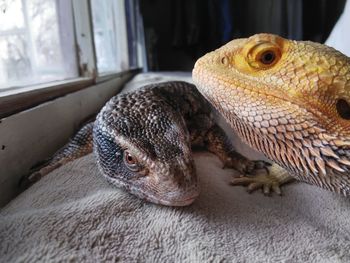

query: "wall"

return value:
[0, 74, 133, 207]
[326, 0, 350, 56]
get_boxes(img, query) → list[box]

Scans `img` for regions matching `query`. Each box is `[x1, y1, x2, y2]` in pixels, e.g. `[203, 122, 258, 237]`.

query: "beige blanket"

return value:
[1, 73, 350, 262]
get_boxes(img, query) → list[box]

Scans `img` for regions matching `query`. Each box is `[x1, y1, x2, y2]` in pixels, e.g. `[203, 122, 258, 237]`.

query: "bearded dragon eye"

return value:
[124, 151, 135, 164]
[336, 99, 350, 120]
[246, 42, 281, 70]
[260, 50, 276, 65]
[123, 151, 140, 171]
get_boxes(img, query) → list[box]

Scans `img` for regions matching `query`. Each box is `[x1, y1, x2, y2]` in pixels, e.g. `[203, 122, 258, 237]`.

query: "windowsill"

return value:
[0, 68, 141, 119]
[0, 77, 93, 97]
[95, 68, 140, 83]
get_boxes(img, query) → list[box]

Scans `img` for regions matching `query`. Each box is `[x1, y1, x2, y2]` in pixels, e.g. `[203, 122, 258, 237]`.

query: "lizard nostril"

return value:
[336, 99, 350, 120]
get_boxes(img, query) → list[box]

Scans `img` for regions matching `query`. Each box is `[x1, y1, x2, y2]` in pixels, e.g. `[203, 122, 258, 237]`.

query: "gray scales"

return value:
[22, 81, 268, 206]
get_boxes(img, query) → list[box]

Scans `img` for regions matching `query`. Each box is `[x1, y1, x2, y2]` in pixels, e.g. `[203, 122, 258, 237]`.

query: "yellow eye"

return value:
[247, 42, 281, 69]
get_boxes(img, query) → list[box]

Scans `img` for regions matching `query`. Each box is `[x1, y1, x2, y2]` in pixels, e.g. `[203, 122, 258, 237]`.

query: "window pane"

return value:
[90, 0, 118, 73]
[0, 0, 24, 30]
[125, 0, 138, 69]
[0, 0, 78, 90]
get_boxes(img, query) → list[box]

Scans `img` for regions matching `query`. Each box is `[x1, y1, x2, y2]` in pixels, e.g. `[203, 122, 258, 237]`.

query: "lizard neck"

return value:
[224, 107, 350, 195]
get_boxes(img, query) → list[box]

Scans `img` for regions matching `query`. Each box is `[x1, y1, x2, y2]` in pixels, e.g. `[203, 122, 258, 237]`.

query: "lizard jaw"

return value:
[102, 172, 200, 206]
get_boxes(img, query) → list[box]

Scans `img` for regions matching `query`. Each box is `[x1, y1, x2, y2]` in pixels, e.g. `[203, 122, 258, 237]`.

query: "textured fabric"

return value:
[1, 73, 350, 262]
[1, 153, 350, 262]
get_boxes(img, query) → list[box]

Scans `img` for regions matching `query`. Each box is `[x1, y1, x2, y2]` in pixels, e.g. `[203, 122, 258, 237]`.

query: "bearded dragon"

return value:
[20, 81, 266, 206]
[193, 33, 350, 196]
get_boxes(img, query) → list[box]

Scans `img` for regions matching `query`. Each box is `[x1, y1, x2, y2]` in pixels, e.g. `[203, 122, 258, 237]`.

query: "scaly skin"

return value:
[193, 33, 350, 196]
[21, 81, 267, 206]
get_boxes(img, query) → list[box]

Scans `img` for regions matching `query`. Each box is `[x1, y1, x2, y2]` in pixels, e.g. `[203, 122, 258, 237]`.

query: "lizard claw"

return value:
[230, 174, 282, 196]
[244, 160, 270, 174]
[19, 170, 42, 190]
[223, 158, 270, 175]
[230, 164, 293, 196]
[18, 162, 60, 190]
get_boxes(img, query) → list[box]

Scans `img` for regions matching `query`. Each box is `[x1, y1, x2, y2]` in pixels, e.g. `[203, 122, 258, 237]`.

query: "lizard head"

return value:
[93, 89, 199, 206]
[193, 33, 350, 195]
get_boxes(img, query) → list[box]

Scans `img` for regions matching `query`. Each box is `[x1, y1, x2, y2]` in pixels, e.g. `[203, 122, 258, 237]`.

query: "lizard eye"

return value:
[123, 151, 140, 171]
[259, 50, 276, 65]
[247, 42, 281, 69]
[336, 99, 350, 120]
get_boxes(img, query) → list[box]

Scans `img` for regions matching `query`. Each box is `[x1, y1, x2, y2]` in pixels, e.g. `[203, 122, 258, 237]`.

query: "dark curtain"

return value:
[140, 0, 346, 71]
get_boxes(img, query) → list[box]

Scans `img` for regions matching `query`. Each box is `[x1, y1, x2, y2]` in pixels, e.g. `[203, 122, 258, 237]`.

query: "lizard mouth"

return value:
[103, 173, 200, 206]
[135, 185, 201, 207]
[152, 196, 198, 206]
[126, 187, 201, 207]
[155, 191, 200, 206]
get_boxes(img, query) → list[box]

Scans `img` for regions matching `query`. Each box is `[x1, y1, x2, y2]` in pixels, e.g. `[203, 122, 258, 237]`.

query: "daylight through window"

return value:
[0, 0, 77, 90]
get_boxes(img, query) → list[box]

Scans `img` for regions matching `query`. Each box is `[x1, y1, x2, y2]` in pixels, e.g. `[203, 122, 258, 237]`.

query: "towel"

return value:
[1, 73, 349, 262]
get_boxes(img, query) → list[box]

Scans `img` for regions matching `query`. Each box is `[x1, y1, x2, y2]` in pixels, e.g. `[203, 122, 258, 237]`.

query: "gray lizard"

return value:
[21, 81, 266, 206]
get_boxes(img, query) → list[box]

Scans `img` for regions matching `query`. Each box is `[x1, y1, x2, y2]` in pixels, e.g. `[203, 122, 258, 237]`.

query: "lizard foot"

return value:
[19, 171, 43, 190]
[230, 163, 294, 195]
[223, 156, 270, 176]
[19, 162, 61, 190]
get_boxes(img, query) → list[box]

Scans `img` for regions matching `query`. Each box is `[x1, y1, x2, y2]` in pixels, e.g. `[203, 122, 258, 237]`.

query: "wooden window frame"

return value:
[0, 0, 141, 119]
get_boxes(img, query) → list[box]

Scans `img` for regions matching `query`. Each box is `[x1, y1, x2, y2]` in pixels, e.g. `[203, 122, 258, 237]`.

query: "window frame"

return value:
[0, 0, 142, 119]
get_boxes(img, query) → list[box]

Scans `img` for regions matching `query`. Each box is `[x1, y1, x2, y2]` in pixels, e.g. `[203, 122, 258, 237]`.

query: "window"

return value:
[0, 0, 144, 92]
[126, 0, 145, 70]
[0, 0, 77, 90]
[91, 0, 120, 74]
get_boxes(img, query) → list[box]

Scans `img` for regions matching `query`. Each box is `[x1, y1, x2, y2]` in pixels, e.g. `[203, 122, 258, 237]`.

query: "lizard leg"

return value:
[191, 122, 291, 194]
[19, 122, 94, 189]
[230, 163, 295, 195]
[202, 124, 268, 175]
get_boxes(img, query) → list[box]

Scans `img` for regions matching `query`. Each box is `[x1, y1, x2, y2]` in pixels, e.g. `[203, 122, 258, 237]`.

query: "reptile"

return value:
[192, 33, 350, 196]
[21, 81, 267, 206]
